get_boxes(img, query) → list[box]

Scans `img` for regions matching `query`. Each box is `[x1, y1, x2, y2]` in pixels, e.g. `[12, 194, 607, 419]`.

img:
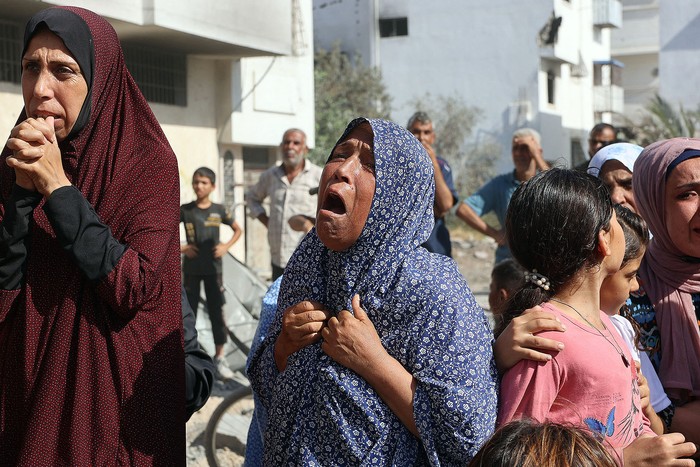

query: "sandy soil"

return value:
[186, 231, 498, 465]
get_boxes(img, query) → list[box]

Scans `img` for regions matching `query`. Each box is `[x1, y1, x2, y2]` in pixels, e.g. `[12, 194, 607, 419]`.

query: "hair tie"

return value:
[524, 269, 551, 291]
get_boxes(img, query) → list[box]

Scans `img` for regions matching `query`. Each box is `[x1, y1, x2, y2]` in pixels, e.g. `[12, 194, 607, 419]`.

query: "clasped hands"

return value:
[5, 116, 71, 196]
[273, 294, 386, 374]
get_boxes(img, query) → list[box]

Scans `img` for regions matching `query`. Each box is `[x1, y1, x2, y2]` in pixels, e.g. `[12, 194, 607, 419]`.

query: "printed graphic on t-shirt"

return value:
[585, 406, 615, 438]
[204, 213, 222, 227]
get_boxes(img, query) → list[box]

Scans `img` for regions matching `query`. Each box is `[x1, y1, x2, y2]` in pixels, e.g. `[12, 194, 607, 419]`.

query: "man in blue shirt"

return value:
[456, 128, 549, 263]
[407, 112, 459, 256]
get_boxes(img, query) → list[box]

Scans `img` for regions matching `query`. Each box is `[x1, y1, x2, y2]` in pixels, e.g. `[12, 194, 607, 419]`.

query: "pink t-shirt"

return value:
[498, 303, 653, 456]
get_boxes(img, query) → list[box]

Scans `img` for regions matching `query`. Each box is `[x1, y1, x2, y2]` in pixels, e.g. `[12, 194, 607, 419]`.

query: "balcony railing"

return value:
[593, 84, 625, 113]
[593, 0, 623, 29]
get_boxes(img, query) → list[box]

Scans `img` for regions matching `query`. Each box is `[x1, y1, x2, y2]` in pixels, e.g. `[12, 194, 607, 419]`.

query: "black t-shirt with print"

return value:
[180, 202, 234, 275]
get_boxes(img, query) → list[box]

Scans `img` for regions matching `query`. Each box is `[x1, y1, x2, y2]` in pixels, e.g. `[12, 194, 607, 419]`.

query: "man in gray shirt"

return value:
[246, 128, 322, 280]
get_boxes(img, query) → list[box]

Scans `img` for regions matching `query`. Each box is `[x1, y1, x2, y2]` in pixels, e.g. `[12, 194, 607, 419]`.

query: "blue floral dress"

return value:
[247, 118, 498, 466]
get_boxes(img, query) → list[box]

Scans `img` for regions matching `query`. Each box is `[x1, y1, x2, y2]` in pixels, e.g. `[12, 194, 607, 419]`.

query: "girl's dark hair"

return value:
[468, 419, 618, 467]
[193, 167, 216, 184]
[496, 169, 613, 336]
[614, 204, 651, 352]
[614, 204, 649, 268]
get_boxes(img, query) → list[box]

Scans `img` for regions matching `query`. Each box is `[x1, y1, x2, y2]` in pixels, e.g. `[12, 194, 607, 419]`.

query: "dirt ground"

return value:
[450, 229, 498, 307]
[186, 228, 497, 465]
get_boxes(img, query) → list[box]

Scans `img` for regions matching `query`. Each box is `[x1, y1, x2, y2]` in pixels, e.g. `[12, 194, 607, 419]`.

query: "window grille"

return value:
[122, 43, 187, 106]
[0, 20, 22, 84]
[223, 150, 235, 208]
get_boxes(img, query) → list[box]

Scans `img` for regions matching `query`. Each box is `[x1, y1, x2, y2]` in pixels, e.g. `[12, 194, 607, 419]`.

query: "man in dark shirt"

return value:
[574, 123, 617, 172]
[407, 112, 459, 256]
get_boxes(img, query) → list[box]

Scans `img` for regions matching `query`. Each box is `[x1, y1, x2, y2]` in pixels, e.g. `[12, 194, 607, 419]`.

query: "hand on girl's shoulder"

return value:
[494, 306, 566, 373]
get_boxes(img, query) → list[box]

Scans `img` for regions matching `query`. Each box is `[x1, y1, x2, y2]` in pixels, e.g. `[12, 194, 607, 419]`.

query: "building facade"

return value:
[612, 0, 700, 126]
[313, 0, 622, 173]
[0, 0, 315, 274]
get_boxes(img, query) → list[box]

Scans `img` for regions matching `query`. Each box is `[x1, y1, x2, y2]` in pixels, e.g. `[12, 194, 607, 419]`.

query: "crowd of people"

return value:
[0, 6, 698, 466]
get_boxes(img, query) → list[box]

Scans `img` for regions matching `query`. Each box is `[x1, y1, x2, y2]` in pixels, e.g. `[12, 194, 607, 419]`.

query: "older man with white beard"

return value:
[247, 129, 323, 280]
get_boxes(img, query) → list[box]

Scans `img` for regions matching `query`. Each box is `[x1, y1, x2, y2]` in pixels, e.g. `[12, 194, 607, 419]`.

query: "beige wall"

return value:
[0, 84, 25, 145]
[156, 57, 248, 261]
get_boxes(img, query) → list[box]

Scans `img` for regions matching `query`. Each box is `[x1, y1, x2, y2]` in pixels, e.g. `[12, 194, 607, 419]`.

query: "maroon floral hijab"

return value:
[5, 7, 177, 235]
[0, 7, 182, 464]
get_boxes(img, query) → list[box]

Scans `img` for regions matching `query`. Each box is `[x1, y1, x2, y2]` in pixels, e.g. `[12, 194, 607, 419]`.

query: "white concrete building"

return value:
[612, 0, 700, 125]
[0, 0, 315, 273]
[314, 0, 623, 173]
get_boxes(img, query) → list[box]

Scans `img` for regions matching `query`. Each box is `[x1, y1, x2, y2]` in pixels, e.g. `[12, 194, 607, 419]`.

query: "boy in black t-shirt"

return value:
[181, 167, 242, 380]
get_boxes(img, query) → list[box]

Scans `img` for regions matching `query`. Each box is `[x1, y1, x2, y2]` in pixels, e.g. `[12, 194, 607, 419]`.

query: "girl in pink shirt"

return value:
[496, 169, 653, 463]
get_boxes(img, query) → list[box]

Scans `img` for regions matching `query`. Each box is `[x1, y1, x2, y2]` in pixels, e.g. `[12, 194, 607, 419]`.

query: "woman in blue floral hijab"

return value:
[248, 118, 497, 465]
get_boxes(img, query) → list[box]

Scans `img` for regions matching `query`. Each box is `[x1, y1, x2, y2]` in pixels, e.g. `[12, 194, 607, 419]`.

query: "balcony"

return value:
[593, 0, 623, 29]
[2, 0, 293, 57]
[611, 4, 659, 56]
[593, 84, 625, 113]
[537, 12, 576, 64]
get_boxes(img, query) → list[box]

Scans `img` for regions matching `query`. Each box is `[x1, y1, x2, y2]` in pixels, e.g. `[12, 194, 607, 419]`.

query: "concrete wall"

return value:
[0, 84, 24, 144]
[615, 53, 658, 120]
[659, 0, 700, 110]
[229, 53, 316, 149]
[612, 0, 659, 55]
[612, 0, 659, 123]
[313, 0, 377, 66]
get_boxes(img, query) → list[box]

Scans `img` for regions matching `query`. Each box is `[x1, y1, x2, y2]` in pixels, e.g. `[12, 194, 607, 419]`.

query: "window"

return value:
[243, 146, 273, 170]
[593, 60, 623, 86]
[571, 138, 586, 167]
[122, 43, 187, 106]
[0, 20, 22, 84]
[379, 17, 408, 38]
[547, 71, 556, 104]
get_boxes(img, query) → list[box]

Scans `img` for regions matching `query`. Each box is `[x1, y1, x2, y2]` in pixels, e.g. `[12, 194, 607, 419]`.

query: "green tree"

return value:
[311, 44, 392, 164]
[410, 94, 498, 196]
[623, 94, 700, 145]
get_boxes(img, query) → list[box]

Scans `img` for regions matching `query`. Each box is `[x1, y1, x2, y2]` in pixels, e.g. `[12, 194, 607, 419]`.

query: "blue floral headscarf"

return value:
[282, 117, 435, 314]
[248, 118, 497, 466]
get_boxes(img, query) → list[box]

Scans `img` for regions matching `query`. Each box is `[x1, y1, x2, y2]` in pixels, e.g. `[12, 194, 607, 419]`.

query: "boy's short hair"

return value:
[491, 259, 526, 293]
[193, 167, 216, 184]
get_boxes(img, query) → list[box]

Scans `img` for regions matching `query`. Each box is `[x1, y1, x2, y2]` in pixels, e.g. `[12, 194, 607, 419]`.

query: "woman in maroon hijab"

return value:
[0, 7, 183, 465]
